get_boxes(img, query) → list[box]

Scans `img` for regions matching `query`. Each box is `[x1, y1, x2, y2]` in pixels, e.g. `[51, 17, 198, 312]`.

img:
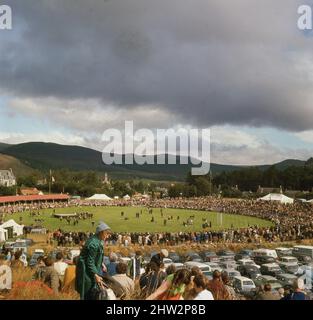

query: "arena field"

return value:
[6, 206, 273, 233]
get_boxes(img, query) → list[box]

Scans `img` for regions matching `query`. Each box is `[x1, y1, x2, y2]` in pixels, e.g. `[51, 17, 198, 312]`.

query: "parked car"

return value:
[275, 247, 293, 258]
[276, 273, 298, 287]
[172, 262, 184, 270]
[184, 261, 212, 272]
[237, 259, 260, 268]
[203, 262, 223, 272]
[292, 245, 313, 259]
[219, 260, 239, 270]
[235, 250, 253, 261]
[253, 255, 276, 266]
[223, 268, 241, 280]
[233, 276, 256, 294]
[216, 249, 235, 258]
[297, 255, 313, 265]
[200, 251, 219, 262]
[168, 252, 181, 263]
[254, 275, 282, 291]
[184, 252, 203, 262]
[260, 263, 283, 277]
[238, 265, 261, 279]
[278, 256, 299, 274]
[184, 261, 213, 279]
[29, 250, 45, 267]
[163, 258, 174, 268]
[252, 249, 278, 259]
[296, 264, 313, 276]
[2, 242, 15, 251]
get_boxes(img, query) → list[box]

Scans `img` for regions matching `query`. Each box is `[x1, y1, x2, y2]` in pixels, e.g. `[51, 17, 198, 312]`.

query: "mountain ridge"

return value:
[0, 142, 308, 181]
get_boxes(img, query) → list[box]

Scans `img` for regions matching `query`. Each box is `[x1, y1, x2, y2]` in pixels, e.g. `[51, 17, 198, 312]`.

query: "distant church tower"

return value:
[103, 172, 110, 185]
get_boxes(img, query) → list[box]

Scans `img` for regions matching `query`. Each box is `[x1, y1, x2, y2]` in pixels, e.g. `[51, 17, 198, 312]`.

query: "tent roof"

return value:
[258, 193, 294, 203]
[1, 219, 24, 229]
[86, 194, 112, 201]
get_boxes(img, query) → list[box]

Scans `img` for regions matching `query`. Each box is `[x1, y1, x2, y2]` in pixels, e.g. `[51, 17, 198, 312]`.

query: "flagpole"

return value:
[49, 169, 51, 194]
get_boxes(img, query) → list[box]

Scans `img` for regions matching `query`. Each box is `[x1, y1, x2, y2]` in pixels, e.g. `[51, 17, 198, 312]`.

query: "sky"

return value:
[1, 0, 313, 165]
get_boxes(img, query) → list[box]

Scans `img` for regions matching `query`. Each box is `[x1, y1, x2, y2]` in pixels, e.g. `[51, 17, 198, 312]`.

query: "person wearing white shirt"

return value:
[53, 252, 68, 279]
[193, 274, 214, 300]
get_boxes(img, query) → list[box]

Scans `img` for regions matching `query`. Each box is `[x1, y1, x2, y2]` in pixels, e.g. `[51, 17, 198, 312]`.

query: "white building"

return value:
[0, 169, 16, 187]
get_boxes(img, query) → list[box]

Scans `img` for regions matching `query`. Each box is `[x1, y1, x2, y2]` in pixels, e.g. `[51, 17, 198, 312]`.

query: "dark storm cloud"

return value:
[1, 0, 313, 131]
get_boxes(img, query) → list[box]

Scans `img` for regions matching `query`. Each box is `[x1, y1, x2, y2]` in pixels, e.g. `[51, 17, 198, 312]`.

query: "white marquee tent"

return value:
[0, 226, 8, 242]
[0, 219, 24, 236]
[258, 193, 294, 204]
[86, 194, 112, 201]
[123, 194, 131, 200]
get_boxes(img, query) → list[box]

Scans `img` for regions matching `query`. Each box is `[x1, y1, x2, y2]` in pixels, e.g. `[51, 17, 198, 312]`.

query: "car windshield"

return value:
[243, 281, 253, 285]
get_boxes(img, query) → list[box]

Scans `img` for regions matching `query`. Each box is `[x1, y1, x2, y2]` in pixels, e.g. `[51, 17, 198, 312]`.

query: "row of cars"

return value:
[150, 245, 313, 297]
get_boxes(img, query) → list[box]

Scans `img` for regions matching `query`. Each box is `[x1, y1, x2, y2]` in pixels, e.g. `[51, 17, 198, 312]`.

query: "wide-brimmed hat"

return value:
[161, 249, 169, 257]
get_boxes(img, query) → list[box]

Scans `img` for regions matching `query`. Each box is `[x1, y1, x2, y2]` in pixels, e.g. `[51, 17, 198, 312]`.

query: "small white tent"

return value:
[258, 193, 294, 204]
[123, 194, 131, 200]
[0, 219, 24, 236]
[86, 194, 112, 201]
[0, 226, 8, 242]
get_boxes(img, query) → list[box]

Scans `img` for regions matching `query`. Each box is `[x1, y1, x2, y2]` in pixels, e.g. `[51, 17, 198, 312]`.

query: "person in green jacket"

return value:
[76, 221, 111, 300]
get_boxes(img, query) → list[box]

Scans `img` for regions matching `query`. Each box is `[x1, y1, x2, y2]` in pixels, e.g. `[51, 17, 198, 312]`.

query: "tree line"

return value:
[168, 159, 313, 199]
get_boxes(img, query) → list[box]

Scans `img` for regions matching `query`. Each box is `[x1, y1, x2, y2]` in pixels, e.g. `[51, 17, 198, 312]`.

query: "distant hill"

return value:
[0, 143, 10, 152]
[0, 142, 310, 181]
[258, 159, 305, 171]
[0, 153, 36, 177]
[1, 142, 242, 181]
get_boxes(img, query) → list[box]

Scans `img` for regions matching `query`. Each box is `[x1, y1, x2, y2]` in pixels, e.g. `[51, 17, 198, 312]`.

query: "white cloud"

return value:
[210, 126, 262, 148]
[294, 130, 313, 144]
[8, 97, 176, 133]
[0, 131, 86, 147]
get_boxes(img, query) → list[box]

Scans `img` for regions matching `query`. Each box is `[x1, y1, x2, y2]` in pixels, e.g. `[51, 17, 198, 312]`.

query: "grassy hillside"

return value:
[0, 153, 37, 177]
[2, 142, 244, 181]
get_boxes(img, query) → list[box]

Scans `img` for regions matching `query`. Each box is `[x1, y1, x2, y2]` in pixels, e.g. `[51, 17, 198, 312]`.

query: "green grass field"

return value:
[5, 206, 273, 233]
